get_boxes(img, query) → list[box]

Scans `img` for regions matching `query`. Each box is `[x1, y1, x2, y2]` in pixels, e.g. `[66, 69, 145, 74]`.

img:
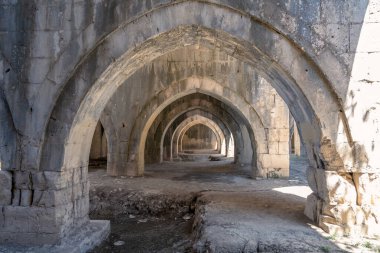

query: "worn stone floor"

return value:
[88, 156, 380, 253]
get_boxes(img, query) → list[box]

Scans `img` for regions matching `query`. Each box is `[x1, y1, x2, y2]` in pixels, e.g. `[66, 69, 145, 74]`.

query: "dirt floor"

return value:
[88, 156, 380, 253]
[88, 215, 193, 253]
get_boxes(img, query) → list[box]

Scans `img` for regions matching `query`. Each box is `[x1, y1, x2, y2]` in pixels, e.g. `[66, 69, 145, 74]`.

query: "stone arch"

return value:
[171, 116, 225, 159]
[30, 2, 348, 158]
[174, 111, 233, 158]
[178, 121, 222, 153]
[158, 107, 236, 163]
[38, 2, 351, 240]
[129, 77, 265, 176]
[1, 0, 378, 247]
[39, 2, 346, 175]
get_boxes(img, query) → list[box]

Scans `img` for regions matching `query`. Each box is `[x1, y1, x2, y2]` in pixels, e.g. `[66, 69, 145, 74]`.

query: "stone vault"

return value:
[0, 0, 379, 249]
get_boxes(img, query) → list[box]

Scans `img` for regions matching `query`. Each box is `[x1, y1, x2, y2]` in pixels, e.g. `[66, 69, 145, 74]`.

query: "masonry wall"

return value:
[182, 124, 218, 151]
[99, 46, 290, 177]
[0, 0, 379, 246]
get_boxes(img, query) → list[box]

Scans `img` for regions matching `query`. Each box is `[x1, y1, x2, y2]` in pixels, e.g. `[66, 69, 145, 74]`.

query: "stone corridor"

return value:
[0, 1, 379, 252]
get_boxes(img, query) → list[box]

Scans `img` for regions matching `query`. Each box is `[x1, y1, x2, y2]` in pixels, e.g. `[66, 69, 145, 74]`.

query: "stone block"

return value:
[43, 171, 71, 190]
[73, 196, 89, 219]
[304, 193, 319, 222]
[264, 167, 289, 178]
[277, 141, 289, 155]
[0, 219, 110, 250]
[32, 187, 73, 207]
[268, 141, 278, 154]
[365, 206, 380, 236]
[261, 154, 289, 170]
[256, 141, 269, 154]
[79, 181, 90, 198]
[55, 202, 74, 222]
[72, 167, 88, 185]
[14, 171, 32, 190]
[315, 168, 328, 201]
[270, 105, 289, 128]
[352, 173, 370, 206]
[32, 190, 43, 206]
[319, 219, 346, 236]
[353, 172, 380, 206]
[83, 180, 90, 196]
[339, 204, 357, 226]
[316, 170, 357, 205]
[0, 171, 12, 205]
[268, 128, 289, 142]
[3, 205, 60, 234]
[306, 167, 318, 193]
[82, 166, 89, 181]
[320, 203, 380, 236]
[31, 172, 47, 190]
[72, 181, 89, 200]
[369, 174, 380, 205]
[20, 189, 32, 206]
[0, 231, 60, 246]
[321, 203, 335, 218]
[11, 189, 20, 206]
[354, 207, 366, 226]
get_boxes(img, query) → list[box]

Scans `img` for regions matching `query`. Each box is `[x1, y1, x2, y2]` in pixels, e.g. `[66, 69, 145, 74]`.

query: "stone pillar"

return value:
[305, 138, 380, 236]
[0, 168, 91, 245]
[260, 94, 290, 178]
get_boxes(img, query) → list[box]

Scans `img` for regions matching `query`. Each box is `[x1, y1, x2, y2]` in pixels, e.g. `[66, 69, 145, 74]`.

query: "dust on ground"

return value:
[89, 155, 380, 253]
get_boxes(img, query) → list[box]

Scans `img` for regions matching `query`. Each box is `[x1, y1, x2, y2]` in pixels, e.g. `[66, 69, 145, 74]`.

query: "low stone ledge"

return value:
[0, 220, 110, 253]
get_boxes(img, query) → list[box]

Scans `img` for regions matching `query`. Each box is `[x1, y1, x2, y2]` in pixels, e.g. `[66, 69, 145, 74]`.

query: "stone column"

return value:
[305, 138, 380, 236]
[0, 168, 90, 245]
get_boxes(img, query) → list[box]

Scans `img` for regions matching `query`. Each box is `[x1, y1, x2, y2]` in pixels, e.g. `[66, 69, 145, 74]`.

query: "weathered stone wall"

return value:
[0, 0, 378, 247]
[0, 0, 369, 173]
[181, 124, 218, 151]
[99, 46, 289, 177]
[146, 105, 236, 164]
[176, 118, 222, 154]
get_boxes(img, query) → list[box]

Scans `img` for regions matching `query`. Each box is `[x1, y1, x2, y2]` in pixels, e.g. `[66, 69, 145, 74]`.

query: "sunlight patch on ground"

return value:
[272, 186, 312, 199]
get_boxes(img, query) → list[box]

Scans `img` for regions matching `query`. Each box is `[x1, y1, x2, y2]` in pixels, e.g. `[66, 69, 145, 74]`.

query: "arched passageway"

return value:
[173, 118, 224, 160]
[181, 124, 219, 152]
[89, 121, 108, 162]
[1, 1, 377, 249]
[37, 15, 360, 245]
[154, 108, 236, 163]
[143, 92, 257, 171]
